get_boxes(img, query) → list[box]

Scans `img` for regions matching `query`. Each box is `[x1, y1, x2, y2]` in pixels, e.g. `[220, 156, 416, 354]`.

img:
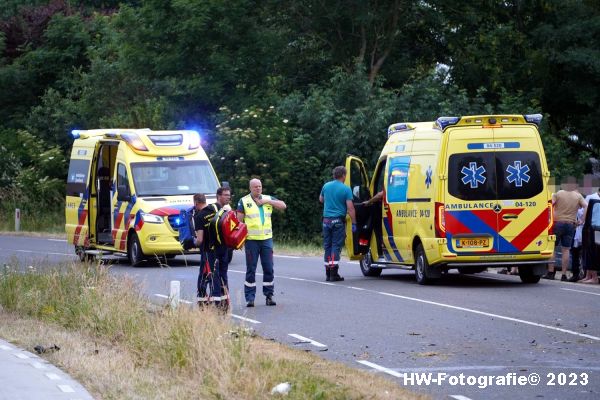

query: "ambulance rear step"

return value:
[446, 260, 548, 267]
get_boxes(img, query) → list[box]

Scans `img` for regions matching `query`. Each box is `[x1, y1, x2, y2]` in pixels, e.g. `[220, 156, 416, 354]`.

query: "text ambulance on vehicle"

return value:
[65, 129, 220, 265]
[345, 114, 555, 284]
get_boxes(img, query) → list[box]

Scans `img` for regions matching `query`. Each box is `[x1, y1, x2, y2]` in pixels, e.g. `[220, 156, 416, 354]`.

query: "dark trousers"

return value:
[322, 218, 346, 268]
[571, 246, 582, 278]
[197, 246, 230, 302]
[244, 239, 274, 301]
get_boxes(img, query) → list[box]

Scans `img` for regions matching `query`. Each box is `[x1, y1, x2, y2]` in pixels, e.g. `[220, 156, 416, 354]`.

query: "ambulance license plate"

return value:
[457, 238, 489, 248]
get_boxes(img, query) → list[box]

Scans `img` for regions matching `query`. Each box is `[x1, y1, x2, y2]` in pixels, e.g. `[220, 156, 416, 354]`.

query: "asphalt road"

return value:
[1, 234, 599, 400]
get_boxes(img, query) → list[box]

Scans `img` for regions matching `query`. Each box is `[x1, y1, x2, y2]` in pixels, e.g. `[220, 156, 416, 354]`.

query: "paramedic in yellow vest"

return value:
[236, 178, 287, 307]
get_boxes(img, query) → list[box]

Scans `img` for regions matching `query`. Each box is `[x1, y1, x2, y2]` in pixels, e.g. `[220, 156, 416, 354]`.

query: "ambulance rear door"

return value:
[344, 155, 372, 260]
[492, 126, 549, 253]
[444, 127, 500, 254]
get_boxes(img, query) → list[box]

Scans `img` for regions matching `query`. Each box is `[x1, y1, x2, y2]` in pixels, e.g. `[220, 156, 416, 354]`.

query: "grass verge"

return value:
[0, 262, 424, 400]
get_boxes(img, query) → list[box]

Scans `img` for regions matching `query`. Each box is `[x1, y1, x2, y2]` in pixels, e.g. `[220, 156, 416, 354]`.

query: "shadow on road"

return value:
[376, 270, 532, 288]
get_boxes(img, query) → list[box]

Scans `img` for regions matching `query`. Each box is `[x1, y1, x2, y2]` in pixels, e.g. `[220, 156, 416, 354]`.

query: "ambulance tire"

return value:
[518, 266, 542, 284]
[359, 249, 382, 277]
[127, 232, 146, 267]
[414, 244, 434, 285]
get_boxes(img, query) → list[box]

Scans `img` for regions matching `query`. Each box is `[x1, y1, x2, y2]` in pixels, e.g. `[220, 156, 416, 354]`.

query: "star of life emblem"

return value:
[506, 161, 530, 187]
[425, 166, 433, 188]
[461, 162, 486, 189]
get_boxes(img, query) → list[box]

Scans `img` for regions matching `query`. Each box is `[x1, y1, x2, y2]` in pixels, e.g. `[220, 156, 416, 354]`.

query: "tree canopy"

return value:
[1, 0, 598, 238]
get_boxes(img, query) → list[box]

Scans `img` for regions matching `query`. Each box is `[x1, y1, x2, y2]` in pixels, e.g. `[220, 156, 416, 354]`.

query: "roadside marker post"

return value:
[15, 208, 21, 232]
[169, 280, 180, 309]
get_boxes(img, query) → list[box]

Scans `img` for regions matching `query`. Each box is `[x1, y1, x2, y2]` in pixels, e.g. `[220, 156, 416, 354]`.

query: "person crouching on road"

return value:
[319, 166, 356, 282]
[236, 178, 287, 307]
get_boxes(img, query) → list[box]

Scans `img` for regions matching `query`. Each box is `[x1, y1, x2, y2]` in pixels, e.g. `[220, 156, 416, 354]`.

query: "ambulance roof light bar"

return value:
[387, 123, 415, 137]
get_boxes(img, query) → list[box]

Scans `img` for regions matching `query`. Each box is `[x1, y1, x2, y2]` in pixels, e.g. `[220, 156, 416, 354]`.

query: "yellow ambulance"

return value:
[65, 129, 220, 265]
[345, 114, 555, 284]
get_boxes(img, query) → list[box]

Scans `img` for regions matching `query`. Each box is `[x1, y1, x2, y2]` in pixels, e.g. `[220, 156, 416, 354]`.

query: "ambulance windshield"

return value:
[131, 160, 219, 196]
[447, 151, 543, 200]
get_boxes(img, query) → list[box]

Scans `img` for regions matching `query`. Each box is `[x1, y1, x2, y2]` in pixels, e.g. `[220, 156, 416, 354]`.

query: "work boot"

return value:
[330, 266, 344, 282]
[542, 271, 555, 280]
[266, 296, 277, 306]
[246, 300, 254, 307]
[326, 267, 331, 281]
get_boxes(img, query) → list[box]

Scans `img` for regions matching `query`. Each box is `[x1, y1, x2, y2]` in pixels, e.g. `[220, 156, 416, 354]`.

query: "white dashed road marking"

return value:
[0, 345, 12, 350]
[377, 291, 600, 341]
[47, 239, 67, 242]
[450, 395, 473, 400]
[356, 360, 404, 378]
[31, 361, 47, 369]
[14, 353, 29, 359]
[561, 288, 600, 296]
[15, 249, 74, 257]
[58, 385, 75, 393]
[231, 314, 261, 324]
[288, 334, 327, 348]
[45, 373, 61, 380]
[154, 293, 192, 304]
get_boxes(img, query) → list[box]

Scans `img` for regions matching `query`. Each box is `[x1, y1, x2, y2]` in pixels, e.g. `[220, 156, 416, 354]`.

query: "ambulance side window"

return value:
[591, 203, 600, 230]
[66, 159, 90, 196]
[117, 163, 131, 200]
[386, 156, 410, 203]
[349, 159, 369, 202]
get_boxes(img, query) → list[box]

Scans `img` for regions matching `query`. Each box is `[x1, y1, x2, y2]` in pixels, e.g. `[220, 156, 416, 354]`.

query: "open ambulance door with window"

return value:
[344, 155, 373, 260]
[581, 198, 600, 272]
[65, 150, 93, 261]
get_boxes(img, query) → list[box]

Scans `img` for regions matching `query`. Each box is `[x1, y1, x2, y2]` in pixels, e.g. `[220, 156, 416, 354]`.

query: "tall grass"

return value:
[0, 261, 421, 399]
[0, 207, 64, 233]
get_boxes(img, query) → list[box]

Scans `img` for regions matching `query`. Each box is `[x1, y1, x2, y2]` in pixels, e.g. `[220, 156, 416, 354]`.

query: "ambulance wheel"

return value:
[415, 244, 432, 285]
[359, 249, 382, 277]
[518, 266, 541, 284]
[127, 233, 145, 267]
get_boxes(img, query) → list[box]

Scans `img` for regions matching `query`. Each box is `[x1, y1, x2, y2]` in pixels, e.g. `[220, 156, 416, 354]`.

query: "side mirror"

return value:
[117, 185, 131, 202]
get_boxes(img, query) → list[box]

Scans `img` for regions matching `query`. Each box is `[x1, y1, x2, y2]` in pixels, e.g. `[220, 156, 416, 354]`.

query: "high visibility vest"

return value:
[241, 194, 273, 240]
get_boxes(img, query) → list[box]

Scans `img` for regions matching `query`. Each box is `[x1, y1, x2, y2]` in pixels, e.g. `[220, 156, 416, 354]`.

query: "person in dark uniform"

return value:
[194, 190, 230, 308]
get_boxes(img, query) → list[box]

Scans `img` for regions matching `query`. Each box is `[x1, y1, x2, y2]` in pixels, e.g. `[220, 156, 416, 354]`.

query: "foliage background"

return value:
[1, 0, 598, 237]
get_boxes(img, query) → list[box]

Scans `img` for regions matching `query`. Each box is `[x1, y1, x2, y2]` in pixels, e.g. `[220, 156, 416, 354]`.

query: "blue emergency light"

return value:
[70, 130, 81, 139]
[387, 123, 414, 137]
[524, 114, 543, 126]
[187, 130, 201, 150]
[435, 117, 460, 131]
